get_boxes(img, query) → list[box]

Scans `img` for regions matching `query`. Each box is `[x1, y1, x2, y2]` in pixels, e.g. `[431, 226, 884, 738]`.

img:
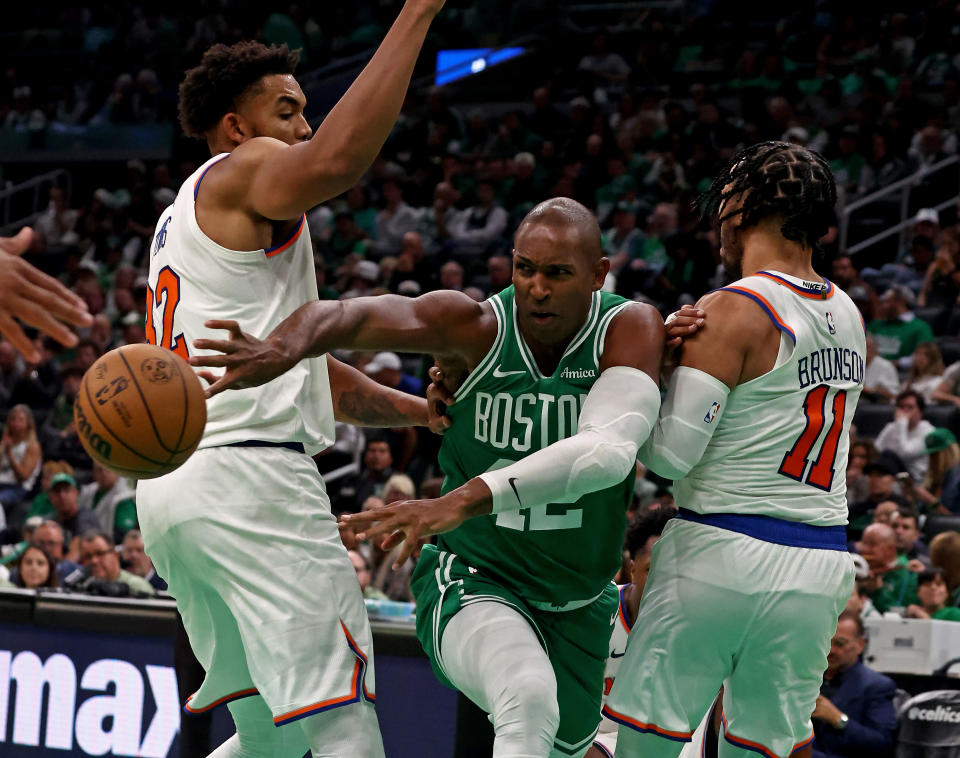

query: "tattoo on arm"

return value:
[336, 386, 419, 427]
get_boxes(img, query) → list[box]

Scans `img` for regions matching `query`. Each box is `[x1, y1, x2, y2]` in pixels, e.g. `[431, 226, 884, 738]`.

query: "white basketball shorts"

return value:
[604, 516, 854, 758]
[137, 445, 375, 726]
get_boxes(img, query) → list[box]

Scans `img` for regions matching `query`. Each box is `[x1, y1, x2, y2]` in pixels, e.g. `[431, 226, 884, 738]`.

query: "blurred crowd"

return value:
[1, 4, 960, 679]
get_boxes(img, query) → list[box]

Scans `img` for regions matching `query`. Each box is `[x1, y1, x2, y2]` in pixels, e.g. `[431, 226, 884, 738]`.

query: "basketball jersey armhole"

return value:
[593, 301, 634, 367]
[453, 296, 506, 402]
[716, 283, 798, 388]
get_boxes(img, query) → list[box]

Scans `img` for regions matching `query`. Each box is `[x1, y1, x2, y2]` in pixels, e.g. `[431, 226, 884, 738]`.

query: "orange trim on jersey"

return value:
[183, 687, 258, 714]
[721, 710, 814, 757]
[791, 733, 815, 754]
[601, 705, 693, 742]
[272, 620, 373, 726]
[721, 286, 796, 343]
[754, 271, 835, 299]
[273, 660, 363, 725]
[264, 215, 305, 257]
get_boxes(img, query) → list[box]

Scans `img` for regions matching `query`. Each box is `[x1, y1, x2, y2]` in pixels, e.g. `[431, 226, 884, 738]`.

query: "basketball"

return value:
[74, 344, 207, 479]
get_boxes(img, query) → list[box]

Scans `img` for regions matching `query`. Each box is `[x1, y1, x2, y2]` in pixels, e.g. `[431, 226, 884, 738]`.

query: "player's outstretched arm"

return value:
[340, 304, 666, 561]
[0, 227, 93, 362]
[190, 290, 494, 397]
[639, 290, 770, 480]
[233, 0, 444, 220]
[326, 356, 449, 433]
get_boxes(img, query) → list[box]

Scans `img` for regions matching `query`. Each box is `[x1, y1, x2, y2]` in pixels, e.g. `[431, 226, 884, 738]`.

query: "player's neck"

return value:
[207, 135, 237, 156]
[520, 327, 575, 375]
[740, 228, 820, 283]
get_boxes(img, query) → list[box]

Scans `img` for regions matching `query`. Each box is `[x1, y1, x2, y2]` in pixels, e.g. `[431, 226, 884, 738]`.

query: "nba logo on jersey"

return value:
[825, 311, 836, 334]
[704, 402, 721, 424]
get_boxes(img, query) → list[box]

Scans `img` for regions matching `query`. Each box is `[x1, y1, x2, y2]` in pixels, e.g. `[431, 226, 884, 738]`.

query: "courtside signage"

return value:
[0, 650, 179, 756]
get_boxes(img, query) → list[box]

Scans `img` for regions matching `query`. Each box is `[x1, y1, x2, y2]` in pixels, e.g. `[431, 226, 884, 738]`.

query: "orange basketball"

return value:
[74, 344, 207, 479]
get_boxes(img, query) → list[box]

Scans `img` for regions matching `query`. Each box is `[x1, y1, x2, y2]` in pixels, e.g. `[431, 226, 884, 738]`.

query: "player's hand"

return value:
[811, 695, 843, 725]
[190, 320, 298, 397]
[338, 521, 360, 551]
[0, 227, 93, 362]
[425, 381, 452, 436]
[426, 365, 455, 435]
[340, 493, 466, 568]
[664, 305, 705, 350]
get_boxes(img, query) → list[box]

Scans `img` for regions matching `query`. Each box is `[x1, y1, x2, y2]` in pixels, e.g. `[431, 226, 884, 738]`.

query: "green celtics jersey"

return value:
[438, 286, 635, 605]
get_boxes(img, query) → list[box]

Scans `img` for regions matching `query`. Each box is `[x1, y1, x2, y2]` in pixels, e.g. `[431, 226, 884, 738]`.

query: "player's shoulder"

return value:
[694, 287, 778, 341]
[198, 138, 288, 202]
[229, 136, 289, 166]
[606, 300, 664, 335]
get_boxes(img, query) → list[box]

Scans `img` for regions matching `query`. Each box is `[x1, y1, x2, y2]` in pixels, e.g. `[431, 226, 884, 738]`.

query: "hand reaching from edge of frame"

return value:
[0, 227, 93, 363]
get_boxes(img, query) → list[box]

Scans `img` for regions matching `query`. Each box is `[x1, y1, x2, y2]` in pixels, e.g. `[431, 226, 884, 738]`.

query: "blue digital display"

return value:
[435, 48, 526, 86]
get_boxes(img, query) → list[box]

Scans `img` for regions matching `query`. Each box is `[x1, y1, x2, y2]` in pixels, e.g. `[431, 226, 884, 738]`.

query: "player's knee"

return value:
[497, 668, 560, 738]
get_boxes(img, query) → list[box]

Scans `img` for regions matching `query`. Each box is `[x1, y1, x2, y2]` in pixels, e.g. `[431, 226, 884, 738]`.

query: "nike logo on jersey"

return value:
[609, 611, 618, 626]
[508, 477, 522, 505]
[492, 365, 526, 378]
[610, 651, 626, 659]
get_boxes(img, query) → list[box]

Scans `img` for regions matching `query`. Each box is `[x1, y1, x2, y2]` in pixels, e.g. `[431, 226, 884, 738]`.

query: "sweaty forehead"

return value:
[515, 222, 591, 266]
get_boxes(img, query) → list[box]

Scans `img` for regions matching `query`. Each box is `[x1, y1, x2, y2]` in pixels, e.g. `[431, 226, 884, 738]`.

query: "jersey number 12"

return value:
[145, 265, 188, 358]
[778, 384, 847, 491]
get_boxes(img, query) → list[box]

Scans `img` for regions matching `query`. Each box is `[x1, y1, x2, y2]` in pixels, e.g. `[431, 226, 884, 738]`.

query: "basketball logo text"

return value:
[74, 404, 113, 461]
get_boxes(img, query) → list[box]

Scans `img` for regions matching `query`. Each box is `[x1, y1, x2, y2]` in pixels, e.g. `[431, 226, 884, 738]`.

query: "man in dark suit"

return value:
[812, 611, 897, 758]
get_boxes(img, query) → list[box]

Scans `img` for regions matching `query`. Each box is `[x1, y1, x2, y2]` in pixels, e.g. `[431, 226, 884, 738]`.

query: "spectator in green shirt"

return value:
[79, 462, 137, 545]
[25, 460, 75, 521]
[859, 522, 920, 612]
[906, 569, 960, 621]
[867, 285, 935, 366]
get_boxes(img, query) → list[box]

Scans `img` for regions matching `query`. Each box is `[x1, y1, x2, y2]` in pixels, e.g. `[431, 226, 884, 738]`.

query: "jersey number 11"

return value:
[778, 384, 847, 491]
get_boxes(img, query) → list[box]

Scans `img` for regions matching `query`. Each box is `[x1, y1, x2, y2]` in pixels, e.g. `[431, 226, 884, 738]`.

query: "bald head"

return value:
[517, 197, 603, 263]
[861, 522, 898, 570]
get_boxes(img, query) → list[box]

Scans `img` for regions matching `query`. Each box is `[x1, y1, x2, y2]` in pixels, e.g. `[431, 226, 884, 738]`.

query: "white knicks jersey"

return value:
[146, 153, 335, 454]
[677, 271, 866, 526]
[598, 584, 632, 736]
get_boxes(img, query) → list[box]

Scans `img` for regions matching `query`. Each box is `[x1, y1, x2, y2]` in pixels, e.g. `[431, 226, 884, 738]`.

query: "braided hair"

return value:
[700, 141, 837, 251]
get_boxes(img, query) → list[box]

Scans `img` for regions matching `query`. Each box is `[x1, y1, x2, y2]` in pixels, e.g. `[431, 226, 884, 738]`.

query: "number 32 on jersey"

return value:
[779, 384, 847, 491]
[144, 265, 188, 358]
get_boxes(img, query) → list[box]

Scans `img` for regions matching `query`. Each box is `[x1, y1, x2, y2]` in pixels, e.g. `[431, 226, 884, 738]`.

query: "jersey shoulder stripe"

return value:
[454, 294, 507, 401]
[719, 285, 797, 343]
[265, 215, 306, 257]
[593, 301, 634, 366]
[193, 153, 229, 199]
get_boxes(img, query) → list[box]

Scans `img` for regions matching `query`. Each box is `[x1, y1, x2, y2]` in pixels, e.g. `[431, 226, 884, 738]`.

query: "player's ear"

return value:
[220, 112, 247, 145]
[593, 256, 611, 291]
